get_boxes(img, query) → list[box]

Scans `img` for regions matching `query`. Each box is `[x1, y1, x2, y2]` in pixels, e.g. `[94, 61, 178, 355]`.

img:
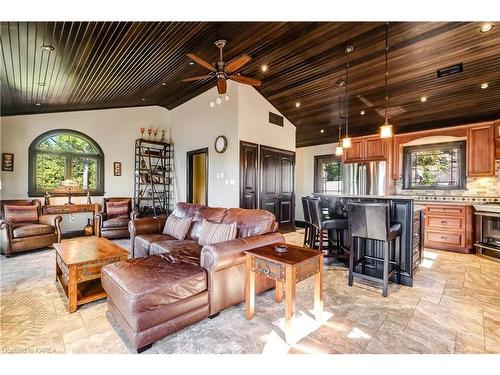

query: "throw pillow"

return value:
[106, 200, 130, 218]
[163, 214, 193, 240]
[4, 205, 38, 223]
[198, 219, 237, 246]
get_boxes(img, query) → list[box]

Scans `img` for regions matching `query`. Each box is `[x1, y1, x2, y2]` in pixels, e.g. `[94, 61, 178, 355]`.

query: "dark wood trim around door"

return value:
[186, 148, 208, 205]
[239, 141, 259, 209]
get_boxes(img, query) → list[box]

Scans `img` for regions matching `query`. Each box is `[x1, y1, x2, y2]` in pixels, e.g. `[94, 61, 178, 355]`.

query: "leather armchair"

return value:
[96, 197, 138, 239]
[0, 199, 62, 257]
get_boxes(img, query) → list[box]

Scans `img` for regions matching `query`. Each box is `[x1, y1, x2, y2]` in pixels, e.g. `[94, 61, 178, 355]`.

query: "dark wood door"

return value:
[240, 141, 258, 209]
[260, 145, 295, 232]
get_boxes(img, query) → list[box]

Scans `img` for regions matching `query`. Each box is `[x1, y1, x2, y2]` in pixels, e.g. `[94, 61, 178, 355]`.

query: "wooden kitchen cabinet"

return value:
[495, 121, 500, 159]
[424, 204, 473, 253]
[343, 136, 387, 163]
[467, 124, 495, 176]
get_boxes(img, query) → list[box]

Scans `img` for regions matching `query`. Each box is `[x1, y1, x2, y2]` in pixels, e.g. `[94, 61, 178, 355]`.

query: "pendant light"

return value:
[342, 45, 354, 149]
[380, 22, 394, 139]
[335, 80, 345, 156]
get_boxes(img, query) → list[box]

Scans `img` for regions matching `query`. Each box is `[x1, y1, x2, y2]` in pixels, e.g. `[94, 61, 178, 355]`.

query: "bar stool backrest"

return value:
[308, 197, 323, 230]
[301, 197, 312, 225]
[346, 202, 390, 242]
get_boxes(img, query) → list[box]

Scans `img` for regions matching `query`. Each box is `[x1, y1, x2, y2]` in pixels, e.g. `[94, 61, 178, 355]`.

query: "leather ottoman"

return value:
[101, 254, 209, 351]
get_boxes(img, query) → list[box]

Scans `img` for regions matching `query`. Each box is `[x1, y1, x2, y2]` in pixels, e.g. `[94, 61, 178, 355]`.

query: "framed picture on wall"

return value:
[113, 162, 122, 176]
[1, 153, 14, 171]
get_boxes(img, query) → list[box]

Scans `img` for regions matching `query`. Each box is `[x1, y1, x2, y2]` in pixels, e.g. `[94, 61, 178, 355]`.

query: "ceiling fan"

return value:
[182, 40, 262, 95]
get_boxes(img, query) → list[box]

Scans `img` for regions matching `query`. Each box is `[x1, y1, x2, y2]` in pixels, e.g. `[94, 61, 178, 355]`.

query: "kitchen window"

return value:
[314, 154, 342, 194]
[402, 141, 466, 190]
[28, 129, 104, 196]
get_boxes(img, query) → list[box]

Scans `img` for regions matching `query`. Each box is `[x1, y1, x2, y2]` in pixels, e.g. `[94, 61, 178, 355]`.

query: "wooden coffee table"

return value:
[245, 243, 323, 331]
[54, 237, 129, 312]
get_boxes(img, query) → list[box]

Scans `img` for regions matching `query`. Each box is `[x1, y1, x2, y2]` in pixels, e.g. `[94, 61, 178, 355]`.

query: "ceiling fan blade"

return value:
[225, 54, 252, 74]
[217, 78, 227, 95]
[229, 75, 262, 87]
[187, 53, 216, 72]
[182, 75, 211, 82]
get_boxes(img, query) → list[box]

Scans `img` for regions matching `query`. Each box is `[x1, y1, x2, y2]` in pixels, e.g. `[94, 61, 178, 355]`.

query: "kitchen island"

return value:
[314, 194, 425, 287]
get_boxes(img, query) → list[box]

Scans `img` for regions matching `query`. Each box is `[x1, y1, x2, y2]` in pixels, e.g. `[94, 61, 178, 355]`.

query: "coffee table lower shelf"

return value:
[56, 272, 108, 309]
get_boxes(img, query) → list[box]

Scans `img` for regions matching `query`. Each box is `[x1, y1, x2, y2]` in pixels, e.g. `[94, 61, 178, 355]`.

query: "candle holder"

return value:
[147, 128, 152, 140]
[153, 128, 158, 141]
[140, 127, 145, 139]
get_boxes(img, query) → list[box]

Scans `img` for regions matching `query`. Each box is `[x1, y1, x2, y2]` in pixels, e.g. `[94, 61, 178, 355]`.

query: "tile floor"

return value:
[1, 231, 499, 354]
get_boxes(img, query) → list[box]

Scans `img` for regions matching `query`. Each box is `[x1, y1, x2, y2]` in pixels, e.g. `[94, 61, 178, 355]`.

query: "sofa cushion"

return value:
[149, 240, 202, 264]
[4, 205, 38, 224]
[13, 223, 54, 238]
[222, 208, 276, 238]
[102, 216, 130, 228]
[106, 200, 130, 218]
[162, 214, 193, 240]
[101, 255, 207, 331]
[198, 219, 237, 246]
[186, 207, 227, 241]
[134, 233, 175, 257]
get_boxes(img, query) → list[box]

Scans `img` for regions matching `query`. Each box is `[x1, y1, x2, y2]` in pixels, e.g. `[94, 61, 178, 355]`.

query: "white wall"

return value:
[295, 142, 336, 221]
[170, 82, 240, 208]
[238, 84, 296, 152]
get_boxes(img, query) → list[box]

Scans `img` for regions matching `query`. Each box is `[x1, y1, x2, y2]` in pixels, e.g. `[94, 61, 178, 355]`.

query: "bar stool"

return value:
[309, 198, 348, 259]
[346, 202, 402, 297]
[301, 196, 313, 248]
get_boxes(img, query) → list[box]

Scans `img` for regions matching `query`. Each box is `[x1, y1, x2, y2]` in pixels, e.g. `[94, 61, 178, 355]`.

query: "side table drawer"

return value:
[252, 257, 284, 281]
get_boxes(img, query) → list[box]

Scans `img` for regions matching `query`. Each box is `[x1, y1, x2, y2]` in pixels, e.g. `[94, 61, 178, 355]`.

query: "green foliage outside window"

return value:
[324, 161, 342, 182]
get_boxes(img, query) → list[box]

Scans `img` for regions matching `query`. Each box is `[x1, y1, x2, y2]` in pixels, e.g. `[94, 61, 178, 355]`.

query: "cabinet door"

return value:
[343, 139, 365, 163]
[365, 137, 387, 160]
[467, 124, 495, 177]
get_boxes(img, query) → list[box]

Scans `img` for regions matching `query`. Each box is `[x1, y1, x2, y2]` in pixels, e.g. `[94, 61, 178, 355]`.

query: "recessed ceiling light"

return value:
[480, 23, 493, 33]
[38, 82, 45, 86]
[480, 82, 489, 89]
[295, 102, 300, 108]
[35, 103, 41, 106]
[161, 82, 167, 86]
[320, 129, 324, 133]
[41, 44, 54, 51]
[261, 64, 268, 73]
[420, 96, 428, 102]
[141, 98, 146, 101]
[360, 110, 365, 115]
[189, 61, 194, 65]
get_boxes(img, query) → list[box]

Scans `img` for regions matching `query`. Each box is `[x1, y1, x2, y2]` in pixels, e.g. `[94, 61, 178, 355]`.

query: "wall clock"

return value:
[215, 135, 228, 154]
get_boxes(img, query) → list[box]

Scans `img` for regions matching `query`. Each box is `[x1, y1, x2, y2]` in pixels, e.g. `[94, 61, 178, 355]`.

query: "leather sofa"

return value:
[95, 197, 138, 239]
[101, 202, 284, 351]
[0, 199, 62, 257]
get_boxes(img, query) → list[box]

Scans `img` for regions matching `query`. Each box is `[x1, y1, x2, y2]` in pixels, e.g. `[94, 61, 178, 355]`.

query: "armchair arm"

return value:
[52, 216, 62, 243]
[0, 219, 13, 240]
[200, 232, 284, 272]
[130, 210, 140, 220]
[94, 213, 107, 237]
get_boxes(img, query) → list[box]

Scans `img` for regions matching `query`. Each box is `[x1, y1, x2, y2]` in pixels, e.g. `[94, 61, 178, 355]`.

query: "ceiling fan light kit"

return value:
[379, 22, 395, 139]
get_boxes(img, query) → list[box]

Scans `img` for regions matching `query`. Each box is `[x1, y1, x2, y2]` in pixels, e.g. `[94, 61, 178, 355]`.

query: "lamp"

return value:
[335, 79, 345, 157]
[342, 46, 353, 148]
[60, 179, 81, 205]
[380, 22, 394, 139]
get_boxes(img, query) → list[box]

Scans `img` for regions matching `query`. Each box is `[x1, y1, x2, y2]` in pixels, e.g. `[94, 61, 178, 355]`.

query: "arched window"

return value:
[28, 129, 104, 196]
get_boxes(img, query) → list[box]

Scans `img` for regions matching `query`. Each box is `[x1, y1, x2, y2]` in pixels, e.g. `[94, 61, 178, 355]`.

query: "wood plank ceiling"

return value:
[1, 22, 499, 147]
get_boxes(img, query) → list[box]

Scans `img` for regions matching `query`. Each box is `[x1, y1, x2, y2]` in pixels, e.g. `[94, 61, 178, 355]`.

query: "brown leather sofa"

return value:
[0, 199, 62, 257]
[101, 202, 284, 351]
[95, 197, 138, 239]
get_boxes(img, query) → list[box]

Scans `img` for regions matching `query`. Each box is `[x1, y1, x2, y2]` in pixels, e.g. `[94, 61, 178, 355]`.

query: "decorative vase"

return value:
[83, 218, 93, 236]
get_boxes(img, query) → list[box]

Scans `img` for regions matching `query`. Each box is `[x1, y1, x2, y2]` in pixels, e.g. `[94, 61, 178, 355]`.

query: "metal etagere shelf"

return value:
[134, 139, 173, 217]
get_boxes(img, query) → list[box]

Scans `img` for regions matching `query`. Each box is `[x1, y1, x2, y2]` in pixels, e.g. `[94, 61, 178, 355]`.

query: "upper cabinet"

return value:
[467, 124, 495, 177]
[343, 136, 388, 163]
[495, 121, 500, 160]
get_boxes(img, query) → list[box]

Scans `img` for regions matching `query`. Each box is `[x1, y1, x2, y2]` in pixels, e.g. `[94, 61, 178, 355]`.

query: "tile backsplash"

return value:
[395, 160, 500, 199]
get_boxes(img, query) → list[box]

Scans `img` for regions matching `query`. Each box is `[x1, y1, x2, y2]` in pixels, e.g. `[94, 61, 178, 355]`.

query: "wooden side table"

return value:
[245, 243, 323, 331]
[42, 203, 100, 236]
[54, 237, 128, 312]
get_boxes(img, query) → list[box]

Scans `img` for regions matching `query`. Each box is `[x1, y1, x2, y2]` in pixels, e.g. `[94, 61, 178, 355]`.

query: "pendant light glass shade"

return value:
[380, 122, 393, 138]
[335, 143, 343, 156]
[379, 22, 395, 139]
[342, 137, 352, 148]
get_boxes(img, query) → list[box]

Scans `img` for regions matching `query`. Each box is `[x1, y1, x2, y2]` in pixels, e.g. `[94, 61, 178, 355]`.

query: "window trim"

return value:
[314, 154, 342, 194]
[28, 129, 105, 197]
[402, 141, 466, 190]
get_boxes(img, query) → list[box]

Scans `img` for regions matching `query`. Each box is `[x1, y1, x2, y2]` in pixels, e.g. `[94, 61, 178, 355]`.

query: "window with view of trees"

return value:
[314, 155, 342, 194]
[28, 130, 104, 196]
[402, 141, 466, 190]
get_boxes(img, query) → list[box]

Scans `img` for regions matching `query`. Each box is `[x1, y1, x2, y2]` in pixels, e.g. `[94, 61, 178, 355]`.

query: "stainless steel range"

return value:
[473, 203, 500, 261]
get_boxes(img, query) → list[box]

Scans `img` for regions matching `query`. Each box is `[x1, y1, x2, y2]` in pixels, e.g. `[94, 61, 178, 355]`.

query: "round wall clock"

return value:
[215, 135, 228, 154]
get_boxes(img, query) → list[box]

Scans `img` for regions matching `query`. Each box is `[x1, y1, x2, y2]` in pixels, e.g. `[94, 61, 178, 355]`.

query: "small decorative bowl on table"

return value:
[274, 245, 288, 253]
